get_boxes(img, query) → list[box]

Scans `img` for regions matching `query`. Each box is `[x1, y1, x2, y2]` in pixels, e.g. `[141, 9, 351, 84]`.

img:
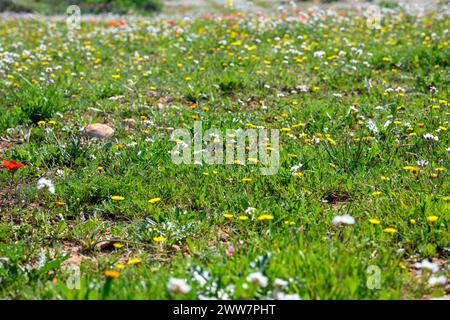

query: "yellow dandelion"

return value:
[55, 201, 66, 206]
[383, 227, 397, 234]
[403, 166, 420, 173]
[410, 219, 416, 224]
[257, 214, 274, 221]
[372, 191, 382, 196]
[153, 235, 166, 243]
[223, 213, 234, 219]
[427, 216, 438, 223]
[326, 135, 337, 145]
[111, 196, 125, 201]
[148, 197, 161, 204]
[127, 258, 141, 265]
[113, 243, 124, 249]
[369, 219, 381, 225]
[238, 215, 249, 221]
[381, 176, 390, 181]
[116, 263, 125, 270]
[242, 178, 253, 183]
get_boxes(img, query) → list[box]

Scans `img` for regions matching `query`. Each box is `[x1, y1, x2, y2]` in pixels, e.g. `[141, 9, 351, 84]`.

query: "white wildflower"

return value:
[415, 259, 439, 273]
[275, 292, 301, 300]
[167, 278, 191, 294]
[417, 160, 428, 167]
[37, 178, 55, 194]
[423, 133, 438, 142]
[273, 278, 288, 289]
[246, 272, 268, 288]
[428, 276, 446, 287]
[332, 214, 355, 227]
[314, 50, 325, 58]
[245, 207, 256, 215]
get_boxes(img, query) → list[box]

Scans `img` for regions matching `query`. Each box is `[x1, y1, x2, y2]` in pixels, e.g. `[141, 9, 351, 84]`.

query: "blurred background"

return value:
[0, 0, 379, 15]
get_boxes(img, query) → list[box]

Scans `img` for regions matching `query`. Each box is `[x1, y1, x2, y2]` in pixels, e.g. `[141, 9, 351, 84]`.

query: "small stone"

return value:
[83, 123, 114, 139]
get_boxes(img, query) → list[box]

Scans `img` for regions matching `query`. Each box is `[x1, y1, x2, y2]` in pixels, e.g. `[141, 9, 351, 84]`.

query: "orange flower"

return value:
[104, 270, 120, 279]
[1, 160, 25, 172]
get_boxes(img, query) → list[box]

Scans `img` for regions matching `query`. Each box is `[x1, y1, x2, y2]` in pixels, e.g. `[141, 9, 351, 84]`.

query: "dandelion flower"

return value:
[104, 270, 120, 279]
[403, 166, 420, 173]
[113, 243, 124, 249]
[223, 213, 233, 219]
[383, 227, 397, 234]
[427, 216, 438, 223]
[111, 196, 125, 201]
[257, 214, 274, 221]
[369, 219, 380, 225]
[127, 258, 141, 265]
[153, 235, 165, 243]
[148, 197, 161, 204]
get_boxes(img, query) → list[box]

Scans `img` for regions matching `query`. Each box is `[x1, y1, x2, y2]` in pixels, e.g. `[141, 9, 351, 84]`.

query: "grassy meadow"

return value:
[0, 1, 449, 299]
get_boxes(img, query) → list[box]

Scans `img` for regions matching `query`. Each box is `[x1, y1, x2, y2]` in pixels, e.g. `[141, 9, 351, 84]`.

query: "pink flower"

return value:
[225, 245, 235, 257]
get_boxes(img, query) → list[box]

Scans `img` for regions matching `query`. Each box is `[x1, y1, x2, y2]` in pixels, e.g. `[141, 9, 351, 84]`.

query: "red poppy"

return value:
[107, 20, 119, 27]
[1, 160, 25, 171]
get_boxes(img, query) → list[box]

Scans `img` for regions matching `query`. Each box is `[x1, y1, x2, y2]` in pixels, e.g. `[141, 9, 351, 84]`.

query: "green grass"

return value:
[0, 3, 449, 300]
